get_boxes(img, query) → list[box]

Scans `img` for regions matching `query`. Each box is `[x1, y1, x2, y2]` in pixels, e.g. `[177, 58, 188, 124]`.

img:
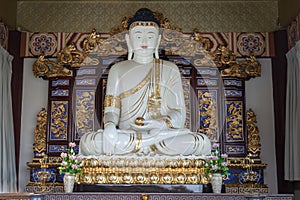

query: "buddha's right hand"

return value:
[103, 122, 118, 155]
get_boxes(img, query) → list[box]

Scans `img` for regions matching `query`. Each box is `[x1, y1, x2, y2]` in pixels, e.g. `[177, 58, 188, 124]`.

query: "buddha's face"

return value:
[128, 25, 160, 58]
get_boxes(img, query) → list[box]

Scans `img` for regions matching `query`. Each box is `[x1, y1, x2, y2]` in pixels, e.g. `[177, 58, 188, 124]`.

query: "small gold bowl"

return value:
[135, 117, 145, 126]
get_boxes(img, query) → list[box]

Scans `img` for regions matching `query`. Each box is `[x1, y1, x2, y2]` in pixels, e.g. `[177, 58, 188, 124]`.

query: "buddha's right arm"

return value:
[103, 95, 121, 126]
[103, 111, 119, 127]
[103, 64, 122, 127]
[103, 96, 120, 155]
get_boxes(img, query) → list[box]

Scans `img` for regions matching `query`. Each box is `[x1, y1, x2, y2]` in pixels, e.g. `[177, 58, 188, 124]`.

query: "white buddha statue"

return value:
[79, 8, 211, 156]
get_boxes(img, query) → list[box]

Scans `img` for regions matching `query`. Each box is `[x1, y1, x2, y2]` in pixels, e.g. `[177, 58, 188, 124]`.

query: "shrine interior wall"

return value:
[19, 58, 277, 193]
[19, 58, 49, 192]
[245, 58, 277, 194]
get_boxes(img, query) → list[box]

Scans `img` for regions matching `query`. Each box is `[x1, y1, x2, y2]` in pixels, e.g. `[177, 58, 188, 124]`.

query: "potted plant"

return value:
[58, 142, 82, 193]
[204, 142, 229, 193]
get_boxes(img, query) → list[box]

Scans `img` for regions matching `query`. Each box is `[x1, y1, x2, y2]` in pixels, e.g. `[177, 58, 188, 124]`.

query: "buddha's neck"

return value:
[133, 54, 154, 64]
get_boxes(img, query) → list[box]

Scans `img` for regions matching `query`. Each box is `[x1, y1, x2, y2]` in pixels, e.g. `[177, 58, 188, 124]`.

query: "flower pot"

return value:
[211, 173, 222, 193]
[63, 173, 75, 193]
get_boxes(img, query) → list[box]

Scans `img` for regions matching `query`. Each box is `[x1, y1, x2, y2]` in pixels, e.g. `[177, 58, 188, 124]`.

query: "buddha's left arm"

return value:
[162, 63, 186, 129]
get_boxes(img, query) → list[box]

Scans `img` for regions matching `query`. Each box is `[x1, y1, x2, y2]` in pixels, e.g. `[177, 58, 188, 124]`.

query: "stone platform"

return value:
[0, 192, 294, 200]
[74, 183, 216, 193]
[42, 193, 295, 200]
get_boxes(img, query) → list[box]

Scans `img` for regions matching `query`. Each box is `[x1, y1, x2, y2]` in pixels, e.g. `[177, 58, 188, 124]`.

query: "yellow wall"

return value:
[16, 1, 278, 32]
[0, 0, 300, 31]
[0, 0, 17, 29]
[278, 0, 300, 28]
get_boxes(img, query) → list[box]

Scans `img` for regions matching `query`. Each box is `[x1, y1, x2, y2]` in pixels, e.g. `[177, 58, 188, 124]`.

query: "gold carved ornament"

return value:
[82, 28, 105, 53]
[81, 28, 127, 60]
[33, 108, 47, 158]
[226, 101, 243, 140]
[33, 54, 72, 78]
[76, 91, 95, 138]
[226, 109, 265, 185]
[50, 102, 68, 140]
[199, 91, 218, 142]
[57, 42, 86, 68]
[26, 109, 63, 193]
[192, 29, 212, 52]
[212, 46, 261, 79]
[78, 157, 208, 185]
[160, 28, 212, 58]
[241, 155, 261, 184]
[33, 154, 56, 193]
[59, 28, 121, 67]
[28, 108, 63, 164]
[246, 109, 261, 161]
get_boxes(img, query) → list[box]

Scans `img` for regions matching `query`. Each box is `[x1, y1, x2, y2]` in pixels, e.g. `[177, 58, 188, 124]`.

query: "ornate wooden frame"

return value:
[26, 11, 267, 194]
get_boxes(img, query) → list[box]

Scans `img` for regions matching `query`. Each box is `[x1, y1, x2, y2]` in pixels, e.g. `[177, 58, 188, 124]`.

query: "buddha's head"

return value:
[126, 8, 161, 61]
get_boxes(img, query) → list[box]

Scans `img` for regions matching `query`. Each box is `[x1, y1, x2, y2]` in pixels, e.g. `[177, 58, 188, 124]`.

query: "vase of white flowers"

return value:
[58, 142, 82, 193]
[204, 142, 229, 193]
[63, 172, 75, 193]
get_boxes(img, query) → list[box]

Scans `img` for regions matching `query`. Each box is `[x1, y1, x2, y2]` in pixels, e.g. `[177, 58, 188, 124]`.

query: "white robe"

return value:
[79, 59, 211, 156]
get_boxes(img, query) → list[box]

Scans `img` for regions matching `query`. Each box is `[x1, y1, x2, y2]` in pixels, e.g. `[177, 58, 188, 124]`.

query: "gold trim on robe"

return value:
[119, 63, 153, 99]
[104, 95, 121, 108]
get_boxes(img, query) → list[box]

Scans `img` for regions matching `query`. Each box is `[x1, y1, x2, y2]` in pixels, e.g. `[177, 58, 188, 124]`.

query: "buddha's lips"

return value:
[141, 46, 148, 49]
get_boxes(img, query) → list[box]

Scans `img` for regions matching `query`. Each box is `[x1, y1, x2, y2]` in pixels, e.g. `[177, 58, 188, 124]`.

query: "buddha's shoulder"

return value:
[162, 60, 178, 68]
[161, 60, 180, 72]
[109, 60, 133, 73]
[111, 60, 132, 68]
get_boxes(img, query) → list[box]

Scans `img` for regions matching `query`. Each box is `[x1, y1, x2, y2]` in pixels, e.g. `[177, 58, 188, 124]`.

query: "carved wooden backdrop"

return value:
[26, 12, 266, 193]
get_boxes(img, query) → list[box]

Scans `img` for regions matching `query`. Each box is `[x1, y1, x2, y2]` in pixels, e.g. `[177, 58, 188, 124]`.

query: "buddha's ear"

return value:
[125, 34, 133, 60]
[155, 34, 161, 59]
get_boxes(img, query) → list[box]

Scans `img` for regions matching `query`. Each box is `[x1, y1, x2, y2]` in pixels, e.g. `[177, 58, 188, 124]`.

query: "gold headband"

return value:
[129, 21, 159, 30]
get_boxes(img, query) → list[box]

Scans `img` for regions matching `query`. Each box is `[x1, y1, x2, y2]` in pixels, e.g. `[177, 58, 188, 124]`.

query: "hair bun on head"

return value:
[128, 8, 160, 30]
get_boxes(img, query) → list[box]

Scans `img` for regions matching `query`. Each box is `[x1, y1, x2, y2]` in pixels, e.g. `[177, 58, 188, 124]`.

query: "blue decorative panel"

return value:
[225, 144, 245, 154]
[48, 145, 67, 153]
[51, 89, 69, 97]
[224, 168, 264, 184]
[31, 168, 56, 183]
[168, 58, 191, 65]
[75, 79, 96, 86]
[198, 90, 218, 142]
[180, 69, 191, 75]
[52, 79, 69, 87]
[75, 90, 95, 140]
[224, 90, 242, 97]
[224, 79, 242, 87]
[102, 58, 115, 65]
[49, 144, 79, 154]
[225, 101, 244, 142]
[197, 69, 217, 76]
[56, 173, 64, 183]
[77, 68, 96, 76]
[102, 57, 123, 65]
[49, 101, 68, 140]
[197, 79, 218, 86]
